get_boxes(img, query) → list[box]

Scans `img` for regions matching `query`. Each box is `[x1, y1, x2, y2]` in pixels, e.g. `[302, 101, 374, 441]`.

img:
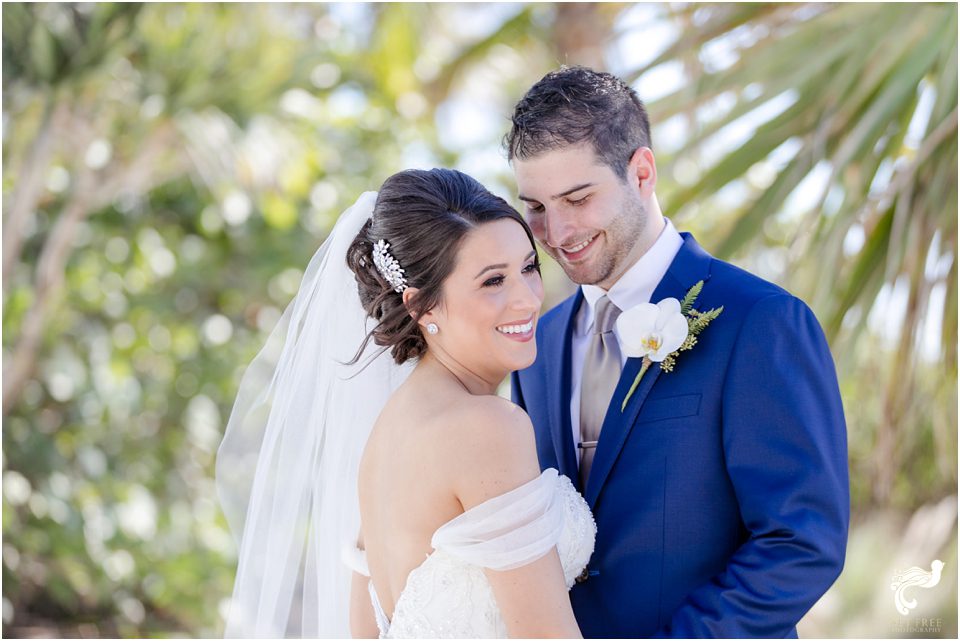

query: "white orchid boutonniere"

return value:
[616, 280, 723, 411]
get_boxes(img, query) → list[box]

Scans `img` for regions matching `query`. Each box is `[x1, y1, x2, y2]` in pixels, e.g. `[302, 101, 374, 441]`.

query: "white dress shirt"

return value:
[570, 218, 684, 461]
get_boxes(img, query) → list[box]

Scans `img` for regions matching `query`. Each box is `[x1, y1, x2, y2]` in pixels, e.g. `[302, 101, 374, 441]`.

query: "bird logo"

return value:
[891, 559, 945, 615]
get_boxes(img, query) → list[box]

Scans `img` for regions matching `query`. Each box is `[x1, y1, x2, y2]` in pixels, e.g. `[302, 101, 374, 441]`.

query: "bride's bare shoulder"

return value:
[430, 394, 530, 444]
[435, 396, 542, 509]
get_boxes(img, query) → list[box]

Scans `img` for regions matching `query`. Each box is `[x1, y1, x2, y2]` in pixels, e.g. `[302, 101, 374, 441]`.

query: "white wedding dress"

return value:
[343, 468, 596, 638]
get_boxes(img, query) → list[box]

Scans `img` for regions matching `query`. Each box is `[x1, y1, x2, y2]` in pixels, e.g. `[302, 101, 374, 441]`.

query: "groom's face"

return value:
[513, 143, 649, 290]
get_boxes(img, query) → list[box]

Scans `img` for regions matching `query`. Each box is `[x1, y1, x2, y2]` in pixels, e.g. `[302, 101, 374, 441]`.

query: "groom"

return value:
[508, 67, 849, 638]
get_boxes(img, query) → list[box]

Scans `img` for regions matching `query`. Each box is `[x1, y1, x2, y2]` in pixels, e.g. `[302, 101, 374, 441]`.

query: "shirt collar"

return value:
[579, 217, 684, 334]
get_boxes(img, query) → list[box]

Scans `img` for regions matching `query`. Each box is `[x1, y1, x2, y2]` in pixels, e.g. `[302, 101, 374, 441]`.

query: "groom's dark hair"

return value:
[504, 66, 652, 180]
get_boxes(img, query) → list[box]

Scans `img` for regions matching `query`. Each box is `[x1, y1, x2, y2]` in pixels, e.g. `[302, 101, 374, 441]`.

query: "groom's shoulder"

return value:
[679, 232, 805, 317]
[705, 254, 820, 327]
[708, 255, 788, 301]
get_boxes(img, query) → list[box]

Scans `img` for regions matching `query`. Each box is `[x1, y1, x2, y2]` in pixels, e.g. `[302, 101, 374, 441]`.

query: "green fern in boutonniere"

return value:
[616, 280, 723, 411]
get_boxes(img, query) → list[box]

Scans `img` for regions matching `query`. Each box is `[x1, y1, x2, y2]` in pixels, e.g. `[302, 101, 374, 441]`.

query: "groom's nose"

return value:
[543, 207, 576, 249]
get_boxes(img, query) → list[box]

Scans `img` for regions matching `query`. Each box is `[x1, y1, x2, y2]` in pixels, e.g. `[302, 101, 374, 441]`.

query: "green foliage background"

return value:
[2, 3, 956, 637]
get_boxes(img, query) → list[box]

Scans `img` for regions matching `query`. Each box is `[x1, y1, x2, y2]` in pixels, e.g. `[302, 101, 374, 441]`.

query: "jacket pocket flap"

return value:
[636, 393, 701, 424]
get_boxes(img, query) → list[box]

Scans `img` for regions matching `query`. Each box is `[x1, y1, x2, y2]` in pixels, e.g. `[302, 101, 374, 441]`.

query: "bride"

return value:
[217, 169, 595, 638]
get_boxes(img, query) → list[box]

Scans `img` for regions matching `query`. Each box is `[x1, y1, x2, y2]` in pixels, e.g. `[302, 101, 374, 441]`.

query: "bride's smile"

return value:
[495, 315, 535, 340]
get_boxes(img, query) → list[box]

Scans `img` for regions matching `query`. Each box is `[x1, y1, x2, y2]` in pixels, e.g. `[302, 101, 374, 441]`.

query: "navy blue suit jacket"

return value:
[512, 233, 849, 638]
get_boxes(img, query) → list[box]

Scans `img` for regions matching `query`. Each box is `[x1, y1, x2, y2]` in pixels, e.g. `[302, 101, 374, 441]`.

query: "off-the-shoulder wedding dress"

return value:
[344, 468, 596, 638]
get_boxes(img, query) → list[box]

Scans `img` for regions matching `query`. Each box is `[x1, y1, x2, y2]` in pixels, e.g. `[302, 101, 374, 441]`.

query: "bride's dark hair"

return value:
[345, 168, 536, 365]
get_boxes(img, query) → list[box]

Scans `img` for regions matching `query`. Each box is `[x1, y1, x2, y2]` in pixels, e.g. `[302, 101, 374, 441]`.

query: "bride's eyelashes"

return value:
[481, 260, 541, 288]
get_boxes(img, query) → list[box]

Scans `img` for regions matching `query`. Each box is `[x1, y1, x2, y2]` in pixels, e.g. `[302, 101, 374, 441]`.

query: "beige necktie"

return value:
[579, 296, 622, 488]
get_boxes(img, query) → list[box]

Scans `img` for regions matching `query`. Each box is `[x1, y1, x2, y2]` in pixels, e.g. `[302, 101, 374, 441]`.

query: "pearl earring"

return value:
[426, 323, 439, 335]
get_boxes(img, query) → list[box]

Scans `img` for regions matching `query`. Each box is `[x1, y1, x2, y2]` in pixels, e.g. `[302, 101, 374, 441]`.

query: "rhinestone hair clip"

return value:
[371, 239, 408, 293]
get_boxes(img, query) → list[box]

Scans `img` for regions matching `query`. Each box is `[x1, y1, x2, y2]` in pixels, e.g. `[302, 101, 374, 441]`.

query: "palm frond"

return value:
[632, 3, 956, 369]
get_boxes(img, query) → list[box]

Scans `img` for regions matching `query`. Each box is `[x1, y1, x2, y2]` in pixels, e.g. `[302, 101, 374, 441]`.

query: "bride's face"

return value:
[422, 218, 544, 380]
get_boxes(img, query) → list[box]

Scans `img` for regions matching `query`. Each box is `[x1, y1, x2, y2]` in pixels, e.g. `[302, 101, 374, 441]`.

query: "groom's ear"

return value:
[628, 147, 657, 197]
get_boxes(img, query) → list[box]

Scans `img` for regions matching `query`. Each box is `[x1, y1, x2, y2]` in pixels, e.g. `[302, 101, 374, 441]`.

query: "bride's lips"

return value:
[495, 315, 536, 343]
[558, 233, 600, 263]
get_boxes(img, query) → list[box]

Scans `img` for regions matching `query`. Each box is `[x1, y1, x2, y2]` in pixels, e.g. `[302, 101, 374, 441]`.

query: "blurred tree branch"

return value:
[3, 119, 184, 415]
[2, 98, 69, 288]
[2, 3, 315, 416]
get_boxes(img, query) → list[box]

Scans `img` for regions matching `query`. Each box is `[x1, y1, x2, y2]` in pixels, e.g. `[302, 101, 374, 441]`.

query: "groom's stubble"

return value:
[562, 185, 651, 290]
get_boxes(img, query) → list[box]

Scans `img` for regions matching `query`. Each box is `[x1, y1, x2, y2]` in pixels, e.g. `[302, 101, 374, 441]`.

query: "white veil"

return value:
[216, 191, 414, 637]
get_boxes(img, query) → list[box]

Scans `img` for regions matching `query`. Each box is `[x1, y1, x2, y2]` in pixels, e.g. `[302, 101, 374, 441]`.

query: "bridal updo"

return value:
[346, 168, 534, 365]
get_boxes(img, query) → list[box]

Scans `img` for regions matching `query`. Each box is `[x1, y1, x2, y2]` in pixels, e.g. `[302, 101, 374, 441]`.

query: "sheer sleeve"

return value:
[430, 469, 565, 572]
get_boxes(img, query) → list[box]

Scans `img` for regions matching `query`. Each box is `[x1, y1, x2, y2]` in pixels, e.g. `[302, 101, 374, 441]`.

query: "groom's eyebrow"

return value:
[518, 182, 595, 202]
[474, 250, 537, 279]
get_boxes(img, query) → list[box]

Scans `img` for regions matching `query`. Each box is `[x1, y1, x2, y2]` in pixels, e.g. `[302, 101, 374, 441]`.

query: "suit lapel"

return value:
[584, 234, 714, 508]
[544, 290, 582, 487]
